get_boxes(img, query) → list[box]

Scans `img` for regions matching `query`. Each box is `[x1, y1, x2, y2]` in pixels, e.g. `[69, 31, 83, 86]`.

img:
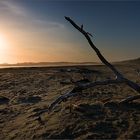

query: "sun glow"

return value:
[0, 34, 7, 47]
[0, 34, 10, 63]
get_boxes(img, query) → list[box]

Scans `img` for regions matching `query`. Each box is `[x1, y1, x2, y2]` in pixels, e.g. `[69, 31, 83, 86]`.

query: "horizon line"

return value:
[0, 57, 139, 66]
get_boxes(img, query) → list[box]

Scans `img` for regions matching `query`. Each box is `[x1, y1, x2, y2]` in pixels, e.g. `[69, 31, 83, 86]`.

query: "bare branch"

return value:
[124, 78, 140, 93]
[64, 16, 123, 80]
[87, 32, 93, 37]
[48, 79, 140, 112]
[47, 17, 140, 112]
[48, 79, 124, 111]
[64, 16, 140, 94]
[120, 95, 140, 104]
[48, 88, 78, 111]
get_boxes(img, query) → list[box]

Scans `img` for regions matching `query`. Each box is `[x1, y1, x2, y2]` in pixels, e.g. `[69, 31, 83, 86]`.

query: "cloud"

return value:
[0, 1, 27, 17]
[0, 1, 65, 31]
[32, 19, 65, 29]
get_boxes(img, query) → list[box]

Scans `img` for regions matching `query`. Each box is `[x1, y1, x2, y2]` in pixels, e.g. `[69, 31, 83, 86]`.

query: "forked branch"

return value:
[48, 79, 124, 111]
[47, 17, 140, 112]
[64, 16, 140, 93]
[64, 16, 123, 80]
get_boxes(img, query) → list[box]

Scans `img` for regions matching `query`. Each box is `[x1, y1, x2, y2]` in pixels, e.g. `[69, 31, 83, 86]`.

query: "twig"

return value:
[48, 88, 78, 111]
[120, 95, 140, 104]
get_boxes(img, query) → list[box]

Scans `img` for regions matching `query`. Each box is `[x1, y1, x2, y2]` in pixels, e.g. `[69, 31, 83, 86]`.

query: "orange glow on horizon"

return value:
[0, 28, 96, 64]
[0, 33, 10, 63]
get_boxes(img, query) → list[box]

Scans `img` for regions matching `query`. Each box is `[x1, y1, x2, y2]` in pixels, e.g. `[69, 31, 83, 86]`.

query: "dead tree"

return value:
[47, 17, 140, 112]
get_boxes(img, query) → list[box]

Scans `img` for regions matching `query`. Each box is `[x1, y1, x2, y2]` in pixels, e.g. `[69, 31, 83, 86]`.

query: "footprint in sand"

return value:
[0, 96, 10, 105]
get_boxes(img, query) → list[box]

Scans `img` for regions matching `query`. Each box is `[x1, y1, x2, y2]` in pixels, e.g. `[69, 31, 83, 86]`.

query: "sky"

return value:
[0, 0, 140, 64]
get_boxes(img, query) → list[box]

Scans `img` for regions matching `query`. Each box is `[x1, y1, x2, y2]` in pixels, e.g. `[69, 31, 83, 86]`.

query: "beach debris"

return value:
[47, 17, 140, 112]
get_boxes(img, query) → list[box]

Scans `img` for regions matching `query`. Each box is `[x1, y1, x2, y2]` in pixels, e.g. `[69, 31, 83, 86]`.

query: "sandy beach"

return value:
[0, 63, 139, 139]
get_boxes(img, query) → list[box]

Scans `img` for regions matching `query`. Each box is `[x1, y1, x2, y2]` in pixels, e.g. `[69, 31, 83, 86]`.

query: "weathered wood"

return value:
[48, 79, 124, 111]
[47, 17, 140, 112]
[64, 16, 140, 93]
[124, 78, 140, 93]
[120, 95, 140, 104]
[65, 16, 123, 80]
[48, 88, 77, 111]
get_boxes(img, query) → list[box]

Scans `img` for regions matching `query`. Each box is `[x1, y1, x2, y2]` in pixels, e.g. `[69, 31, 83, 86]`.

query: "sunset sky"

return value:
[0, 0, 140, 64]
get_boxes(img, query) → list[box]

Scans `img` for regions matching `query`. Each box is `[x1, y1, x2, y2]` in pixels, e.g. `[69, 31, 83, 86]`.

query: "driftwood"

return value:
[47, 17, 140, 112]
[120, 95, 140, 104]
[48, 79, 124, 111]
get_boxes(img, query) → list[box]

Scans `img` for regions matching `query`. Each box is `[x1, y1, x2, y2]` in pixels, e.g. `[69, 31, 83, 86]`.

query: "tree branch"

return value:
[47, 17, 140, 112]
[48, 79, 124, 111]
[120, 95, 140, 104]
[64, 16, 140, 94]
[65, 16, 123, 80]
[124, 78, 140, 93]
